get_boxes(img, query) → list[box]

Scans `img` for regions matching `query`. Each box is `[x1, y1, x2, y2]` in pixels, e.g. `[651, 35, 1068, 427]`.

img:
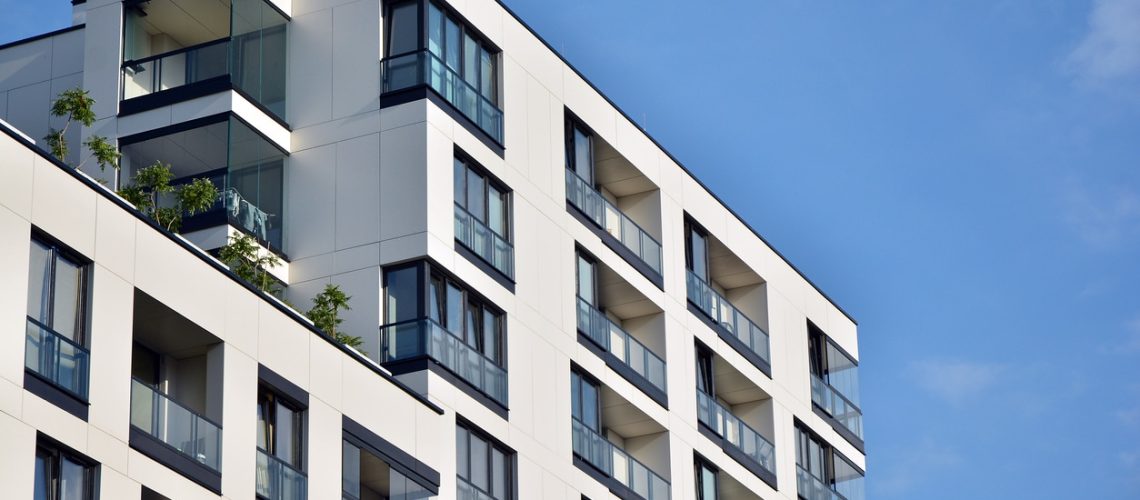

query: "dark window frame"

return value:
[570, 368, 602, 432]
[695, 343, 715, 395]
[574, 248, 599, 307]
[694, 456, 719, 500]
[27, 230, 92, 347]
[256, 385, 306, 472]
[684, 217, 711, 282]
[454, 149, 512, 242]
[34, 435, 98, 500]
[456, 417, 516, 500]
[794, 422, 863, 491]
[564, 113, 596, 187]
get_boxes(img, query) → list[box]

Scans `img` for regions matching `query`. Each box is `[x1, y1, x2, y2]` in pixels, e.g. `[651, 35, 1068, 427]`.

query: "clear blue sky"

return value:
[5, 0, 1140, 498]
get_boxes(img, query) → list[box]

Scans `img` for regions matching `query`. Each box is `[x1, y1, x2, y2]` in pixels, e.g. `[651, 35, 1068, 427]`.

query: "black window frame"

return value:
[574, 249, 598, 307]
[565, 114, 595, 187]
[684, 218, 711, 282]
[807, 322, 860, 385]
[695, 343, 715, 395]
[34, 435, 98, 500]
[570, 368, 602, 432]
[794, 422, 863, 493]
[27, 230, 92, 347]
[694, 456, 719, 500]
[454, 150, 512, 243]
[255, 385, 306, 472]
[456, 418, 516, 500]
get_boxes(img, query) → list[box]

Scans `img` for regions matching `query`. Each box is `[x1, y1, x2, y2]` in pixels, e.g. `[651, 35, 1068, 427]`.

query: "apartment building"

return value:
[0, 0, 865, 499]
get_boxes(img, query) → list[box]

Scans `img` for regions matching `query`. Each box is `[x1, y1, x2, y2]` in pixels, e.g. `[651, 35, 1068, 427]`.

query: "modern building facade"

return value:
[0, 0, 865, 499]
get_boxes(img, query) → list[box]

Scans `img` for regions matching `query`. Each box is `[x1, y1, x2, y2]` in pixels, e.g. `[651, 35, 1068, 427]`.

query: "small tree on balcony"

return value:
[218, 233, 282, 295]
[116, 162, 219, 233]
[307, 284, 363, 351]
[44, 88, 121, 177]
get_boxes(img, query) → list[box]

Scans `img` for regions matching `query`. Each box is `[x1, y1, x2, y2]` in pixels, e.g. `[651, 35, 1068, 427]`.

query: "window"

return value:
[570, 370, 601, 432]
[456, 423, 513, 500]
[426, 2, 498, 105]
[34, 439, 96, 500]
[795, 425, 865, 500]
[808, 326, 861, 407]
[566, 118, 594, 185]
[256, 388, 304, 470]
[694, 459, 718, 500]
[342, 439, 433, 500]
[27, 237, 89, 345]
[385, 1, 420, 57]
[685, 221, 709, 283]
[454, 154, 514, 278]
[695, 345, 714, 395]
[575, 252, 597, 307]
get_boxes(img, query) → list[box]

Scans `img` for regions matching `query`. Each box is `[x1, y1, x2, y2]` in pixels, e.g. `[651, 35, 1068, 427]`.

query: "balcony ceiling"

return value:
[595, 140, 657, 197]
[600, 385, 665, 438]
[713, 354, 770, 406]
[139, 0, 230, 47]
[597, 261, 660, 319]
[122, 121, 228, 178]
[133, 290, 221, 358]
[708, 236, 764, 290]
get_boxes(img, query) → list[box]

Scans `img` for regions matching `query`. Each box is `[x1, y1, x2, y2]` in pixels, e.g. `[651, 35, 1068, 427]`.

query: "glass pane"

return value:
[26, 240, 51, 324]
[275, 401, 296, 465]
[456, 426, 469, 479]
[465, 303, 481, 348]
[582, 379, 598, 431]
[454, 159, 466, 208]
[427, 3, 443, 57]
[385, 266, 421, 323]
[463, 34, 478, 87]
[257, 397, 270, 449]
[467, 171, 486, 222]
[690, 229, 708, 281]
[446, 282, 464, 333]
[833, 455, 866, 500]
[342, 441, 361, 498]
[573, 127, 592, 184]
[470, 434, 488, 491]
[576, 256, 594, 305]
[33, 451, 49, 500]
[487, 186, 505, 237]
[387, 1, 419, 56]
[429, 276, 444, 322]
[51, 255, 83, 342]
[483, 310, 498, 363]
[59, 457, 87, 500]
[826, 342, 861, 406]
[480, 48, 495, 103]
[445, 17, 461, 70]
[491, 448, 507, 499]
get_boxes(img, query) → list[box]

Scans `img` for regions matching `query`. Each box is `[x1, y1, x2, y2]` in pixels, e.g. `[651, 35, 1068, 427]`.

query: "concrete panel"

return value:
[93, 197, 137, 282]
[0, 133, 35, 220]
[0, 39, 53, 91]
[288, 9, 334, 128]
[331, 0, 381, 119]
[0, 412, 36, 500]
[31, 155, 98, 257]
[0, 207, 31, 386]
[87, 266, 134, 441]
[335, 133, 382, 249]
[257, 302, 312, 389]
[378, 123, 427, 241]
[285, 144, 336, 259]
[221, 344, 259, 499]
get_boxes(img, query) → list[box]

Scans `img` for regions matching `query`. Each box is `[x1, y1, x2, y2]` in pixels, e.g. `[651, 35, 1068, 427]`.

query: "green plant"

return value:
[117, 162, 219, 232]
[307, 284, 363, 351]
[44, 88, 120, 174]
[218, 233, 282, 294]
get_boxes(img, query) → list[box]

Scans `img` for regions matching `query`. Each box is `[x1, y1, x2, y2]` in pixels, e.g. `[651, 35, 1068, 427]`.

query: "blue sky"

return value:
[4, 0, 1140, 498]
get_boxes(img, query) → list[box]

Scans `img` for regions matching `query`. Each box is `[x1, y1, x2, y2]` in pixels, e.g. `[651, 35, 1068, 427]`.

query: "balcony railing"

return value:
[696, 390, 776, 475]
[25, 317, 89, 400]
[686, 270, 770, 365]
[811, 375, 864, 440]
[256, 448, 307, 500]
[122, 38, 230, 100]
[576, 297, 666, 393]
[457, 477, 495, 500]
[167, 170, 283, 252]
[381, 50, 503, 143]
[380, 318, 507, 406]
[130, 378, 222, 472]
[454, 204, 514, 278]
[797, 466, 847, 500]
[565, 170, 663, 276]
[572, 419, 670, 500]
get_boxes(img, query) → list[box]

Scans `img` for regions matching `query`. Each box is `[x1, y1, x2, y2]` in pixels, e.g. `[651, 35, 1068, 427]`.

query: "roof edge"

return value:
[0, 24, 84, 53]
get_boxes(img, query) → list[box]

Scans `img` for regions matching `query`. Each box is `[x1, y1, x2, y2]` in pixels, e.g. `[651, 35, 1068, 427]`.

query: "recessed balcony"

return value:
[121, 0, 288, 121]
[119, 115, 287, 256]
[695, 344, 777, 488]
[256, 448, 307, 500]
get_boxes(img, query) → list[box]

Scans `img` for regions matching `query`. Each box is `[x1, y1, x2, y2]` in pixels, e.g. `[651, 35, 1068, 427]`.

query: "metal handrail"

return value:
[122, 37, 230, 67]
[24, 316, 90, 399]
[454, 203, 514, 278]
[575, 297, 667, 392]
[256, 448, 308, 500]
[685, 269, 770, 363]
[571, 419, 671, 500]
[810, 374, 864, 439]
[695, 390, 776, 474]
[379, 318, 507, 405]
[565, 169, 663, 274]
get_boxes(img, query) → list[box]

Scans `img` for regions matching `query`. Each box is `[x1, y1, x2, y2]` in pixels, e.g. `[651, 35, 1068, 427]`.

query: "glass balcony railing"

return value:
[572, 419, 670, 500]
[256, 448, 307, 500]
[565, 170, 663, 276]
[686, 270, 770, 365]
[454, 204, 514, 278]
[576, 297, 667, 393]
[381, 50, 503, 143]
[695, 391, 776, 475]
[797, 466, 847, 500]
[811, 375, 864, 440]
[130, 378, 222, 472]
[122, 38, 230, 100]
[380, 319, 507, 406]
[456, 477, 495, 500]
[24, 317, 89, 399]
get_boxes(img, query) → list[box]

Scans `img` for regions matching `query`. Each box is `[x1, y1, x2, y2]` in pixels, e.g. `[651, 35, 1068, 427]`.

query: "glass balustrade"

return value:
[571, 420, 670, 500]
[811, 375, 864, 440]
[686, 270, 770, 365]
[695, 391, 776, 475]
[797, 466, 847, 500]
[122, 39, 230, 100]
[256, 448, 307, 500]
[380, 319, 507, 405]
[565, 170, 663, 276]
[130, 378, 222, 472]
[381, 50, 503, 143]
[456, 477, 496, 500]
[575, 297, 666, 393]
[454, 204, 514, 278]
[24, 317, 89, 399]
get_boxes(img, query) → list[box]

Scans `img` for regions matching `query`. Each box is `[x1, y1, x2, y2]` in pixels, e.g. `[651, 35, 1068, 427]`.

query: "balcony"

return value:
[572, 419, 670, 500]
[687, 270, 770, 373]
[24, 317, 89, 400]
[380, 318, 507, 406]
[121, 0, 287, 120]
[566, 169, 663, 280]
[256, 448, 307, 500]
[796, 466, 846, 500]
[130, 378, 222, 473]
[811, 375, 864, 441]
[454, 203, 514, 278]
[381, 50, 503, 144]
[119, 115, 286, 255]
[457, 477, 495, 500]
[696, 391, 775, 478]
[576, 297, 666, 396]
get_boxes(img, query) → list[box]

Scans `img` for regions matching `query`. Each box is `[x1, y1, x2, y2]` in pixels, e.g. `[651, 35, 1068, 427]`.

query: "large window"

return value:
[256, 387, 306, 500]
[456, 422, 513, 500]
[795, 425, 864, 500]
[565, 118, 594, 186]
[425, 272, 504, 365]
[570, 370, 601, 432]
[342, 439, 433, 500]
[26, 235, 91, 400]
[454, 154, 513, 278]
[34, 439, 96, 500]
[685, 221, 709, 283]
[807, 324, 863, 442]
[575, 251, 597, 307]
[694, 458, 718, 500]
[426, 2, 497, 105]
